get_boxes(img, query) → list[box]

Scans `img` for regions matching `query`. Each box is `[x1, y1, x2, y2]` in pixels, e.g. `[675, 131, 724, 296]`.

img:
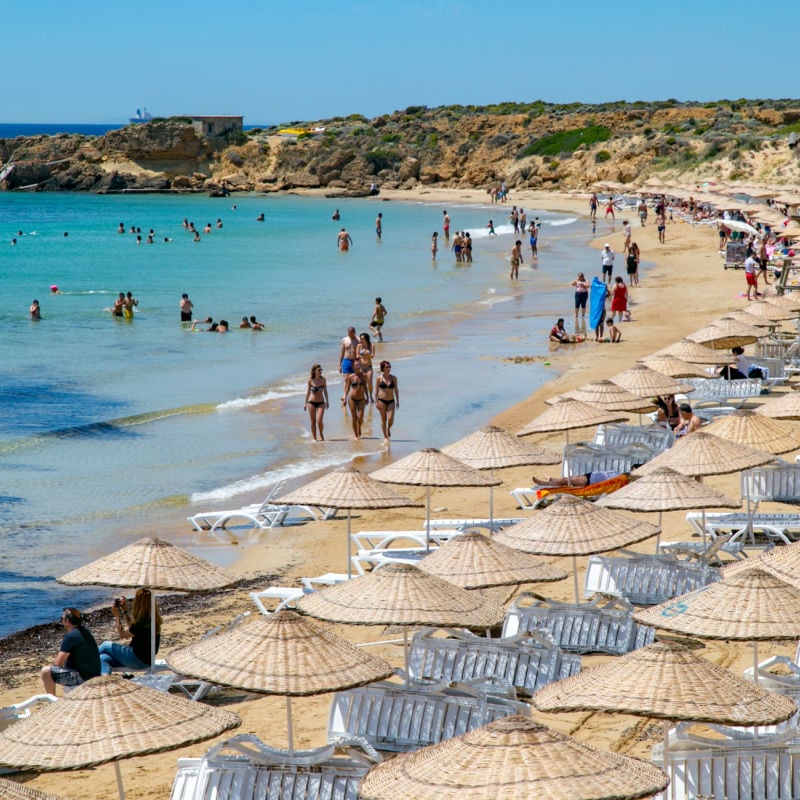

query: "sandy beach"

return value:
[3, 186, 796, 799]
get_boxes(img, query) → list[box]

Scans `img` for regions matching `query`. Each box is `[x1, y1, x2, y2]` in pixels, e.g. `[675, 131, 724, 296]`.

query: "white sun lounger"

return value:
[407, 627, 580, 697]
[503, 593, 655, 655]
[422, 518, 523, 532]
[744, 654, 800, 704]
[593, 423, 674, 451]
[684, 377, 764, 406]
[350, 530, 461, 550]
[0, 694, 57, 733]
[686, 511, 800, 547]
[583, 550, 721, 606]
[170, 733, 379, 800]
[654, 721, 800, 800]
[327, 679, 528, 754]
[250, 573, 350, 614]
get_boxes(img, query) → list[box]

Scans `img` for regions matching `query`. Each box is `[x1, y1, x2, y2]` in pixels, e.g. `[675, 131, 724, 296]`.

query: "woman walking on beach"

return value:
[375, 360, 399, 443]
[343, 361, 368, 440]
[357, 332, 375, 403]
[304, 364, 329, 441]
[610, 276, 628, 323]
[98, 588, 161, 674]
[626, 242, 640, 286]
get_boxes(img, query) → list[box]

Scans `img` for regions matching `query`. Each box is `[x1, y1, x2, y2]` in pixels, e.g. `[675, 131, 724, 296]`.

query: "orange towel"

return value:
[536, 473, 630, 501]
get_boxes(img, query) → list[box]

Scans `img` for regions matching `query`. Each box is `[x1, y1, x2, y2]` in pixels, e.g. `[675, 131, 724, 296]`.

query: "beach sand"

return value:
[3, 187, 796, 799]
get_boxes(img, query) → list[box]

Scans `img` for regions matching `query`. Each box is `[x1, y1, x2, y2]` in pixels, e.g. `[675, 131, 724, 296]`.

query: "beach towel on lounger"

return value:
[536, 473, 629, 501]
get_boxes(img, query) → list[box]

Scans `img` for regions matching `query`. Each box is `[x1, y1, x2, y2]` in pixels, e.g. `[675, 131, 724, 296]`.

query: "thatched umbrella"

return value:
[274, 467, 422, 577]
[370, 449, 500, 551]
[417, 531, 567, 590]
[559, 380, 656, 413]
[58, 537, 237, 672]
[756, 391, 800, 420]
[639, 353, 709, 379]
[533, 640, 796, 772]
[703, 408, 800, 455]
[517, 398, 628, 444]
[441, 425, 560, 528]
[655, 338, 728, 366]
[494, 495, 660, 601]
[166, 610, 392, 752]
[358, 715, 668, 800]
[0, 780, 71, 800]
[688, 316, 765, 350]
[609, 364, 695, 398]
[0, 676, 239, 800]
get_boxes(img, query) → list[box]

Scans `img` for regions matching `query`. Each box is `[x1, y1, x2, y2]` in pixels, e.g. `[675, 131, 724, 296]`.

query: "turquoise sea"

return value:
[0, 190, 606, 639]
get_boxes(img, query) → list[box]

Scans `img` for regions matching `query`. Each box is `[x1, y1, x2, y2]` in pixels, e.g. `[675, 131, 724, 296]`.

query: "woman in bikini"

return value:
[343, 361, 368, 439]
[357, 332, 375, 403]
[303, 364, 329, 441]
[374, 359, 399, 443]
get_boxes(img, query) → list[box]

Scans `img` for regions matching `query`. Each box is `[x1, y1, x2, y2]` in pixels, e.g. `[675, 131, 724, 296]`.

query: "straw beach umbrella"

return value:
[655, 338, 728, 366]
[609, 364, 695, 398]
[516, 397, 628, 444]
[166, 610, 393, 752]
[756, 391, 800, 420]
[494, 495, 660, 601]
[370, 449, 500, 551]
[358, 715, 669, 800]
[0, 780, 70, 800]
[0, 676, 240, 800]
[295, 563, 504, 675]
[687, 316, 764, 349]
[441, 425, 560, 527]
[598, 466, 740, 548]
[703, 408, 800, 455]
[633, 431, 774, 477]
[634, 565, 800, 679]
[58, 537, 237, 670]
[639, 353, 709, 379]
[743, 300, 797, 323]
[417, 531, 568, 590]
[533, 640, 796, 772]
[274, 467, 422, 577]
[560, 380, 657, 413]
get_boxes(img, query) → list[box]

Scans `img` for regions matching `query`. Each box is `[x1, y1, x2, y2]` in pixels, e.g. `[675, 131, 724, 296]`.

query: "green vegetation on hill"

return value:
[519, 126, 612, 158]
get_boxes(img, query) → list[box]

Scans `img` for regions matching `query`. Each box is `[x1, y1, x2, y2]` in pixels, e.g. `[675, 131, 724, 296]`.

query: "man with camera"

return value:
[40, 607, 101, 694]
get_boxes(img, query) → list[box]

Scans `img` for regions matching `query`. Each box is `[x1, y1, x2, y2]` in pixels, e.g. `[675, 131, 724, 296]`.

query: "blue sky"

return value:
[7, 0, 799, 124]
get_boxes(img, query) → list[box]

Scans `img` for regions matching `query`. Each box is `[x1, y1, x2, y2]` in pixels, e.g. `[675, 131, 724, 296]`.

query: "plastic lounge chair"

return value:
[0, 694, 57, 732]
[502, 592, 655, 655]
[422, 517, 523, 532]
[583, 550, 721, 605]
[250, 574, 349, 615]
[743, 464, 800, 508]
[563, 442, 654, 478]
[653, 720, 800, 800]
[684, 377, 764, 406]
[686, 511, 799, 548]
[744, 655, 800, 704]
[407, 627, 581, 697]
[170, 733, 379, 800]
[593, 423, 674, 451]
[350, 530, 461, 550]
[659, 532, 745, 563]
[327, 679, 529, 754]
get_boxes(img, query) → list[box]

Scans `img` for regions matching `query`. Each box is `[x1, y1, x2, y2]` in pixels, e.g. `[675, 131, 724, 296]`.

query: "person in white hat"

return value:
[601, 243, 615, 284]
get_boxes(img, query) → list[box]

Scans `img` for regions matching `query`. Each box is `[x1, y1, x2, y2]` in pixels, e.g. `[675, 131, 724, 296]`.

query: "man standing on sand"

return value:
[442, 210, 451, 243]
[510, 240, 523, 280]
[41, 607, 101, 694]
[180, 293, 193, 322]
[656, 210, 666, 244]
[744, 253, 759, 300]
[601, 243, 615, 284]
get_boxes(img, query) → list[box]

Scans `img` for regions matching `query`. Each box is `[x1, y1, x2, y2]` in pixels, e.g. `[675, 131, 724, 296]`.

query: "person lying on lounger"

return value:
[531, 469, 622, 488]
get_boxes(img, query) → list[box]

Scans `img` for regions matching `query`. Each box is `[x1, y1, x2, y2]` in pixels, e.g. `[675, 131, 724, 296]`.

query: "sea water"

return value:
[0, 191, 604, 638]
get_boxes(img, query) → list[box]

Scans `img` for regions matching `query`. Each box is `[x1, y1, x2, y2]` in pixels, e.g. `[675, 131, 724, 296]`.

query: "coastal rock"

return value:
[99, 120, 212, 161]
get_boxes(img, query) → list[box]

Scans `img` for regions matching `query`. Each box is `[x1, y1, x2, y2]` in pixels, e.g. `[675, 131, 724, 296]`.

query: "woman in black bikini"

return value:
[374, 359, 399, 443]
[303, 364, 329, 441]
[343, 361, 368, 439]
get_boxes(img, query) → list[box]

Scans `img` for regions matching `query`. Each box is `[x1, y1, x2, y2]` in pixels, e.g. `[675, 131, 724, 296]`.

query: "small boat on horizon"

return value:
[129, 107, 153, 124]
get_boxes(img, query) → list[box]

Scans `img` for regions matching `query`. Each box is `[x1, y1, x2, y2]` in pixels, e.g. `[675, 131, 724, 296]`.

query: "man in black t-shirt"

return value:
[40, 607, 101, 694]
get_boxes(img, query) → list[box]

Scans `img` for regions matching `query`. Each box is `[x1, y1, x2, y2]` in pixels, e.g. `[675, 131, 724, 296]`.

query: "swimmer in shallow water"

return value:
[30, 299, 41, 320]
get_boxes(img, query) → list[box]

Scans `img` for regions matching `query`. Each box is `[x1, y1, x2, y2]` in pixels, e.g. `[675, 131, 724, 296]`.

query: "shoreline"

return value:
[4, 186, 793, 800]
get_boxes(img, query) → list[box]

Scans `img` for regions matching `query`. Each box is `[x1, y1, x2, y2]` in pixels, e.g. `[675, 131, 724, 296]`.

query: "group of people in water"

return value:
[304, 303, 397, 443]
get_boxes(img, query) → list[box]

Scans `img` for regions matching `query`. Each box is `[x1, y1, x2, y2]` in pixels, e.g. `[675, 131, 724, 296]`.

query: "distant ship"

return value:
[129, 107, 153, 124]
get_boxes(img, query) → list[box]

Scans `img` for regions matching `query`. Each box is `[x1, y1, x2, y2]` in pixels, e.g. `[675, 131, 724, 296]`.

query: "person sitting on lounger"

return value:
[674, 403, 703, 437]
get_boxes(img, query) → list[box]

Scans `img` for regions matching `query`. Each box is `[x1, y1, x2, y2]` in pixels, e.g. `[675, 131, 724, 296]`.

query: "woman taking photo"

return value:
[343, 361, 368, 440]
[98, 588, 161, 674]
[303, 364, 329, 441]
[374, 360, 399, 443]
[357, 332, 375, 403]
[571, 271, 589, 321]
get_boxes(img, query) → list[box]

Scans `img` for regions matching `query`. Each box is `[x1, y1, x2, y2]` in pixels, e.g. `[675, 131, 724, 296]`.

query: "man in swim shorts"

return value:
[339, 327, 359, 376]
[180, 293, 193, 322]
[532, 470, 620, 488]
[442, 210, 450, 241]
[370, 297, 387, 342]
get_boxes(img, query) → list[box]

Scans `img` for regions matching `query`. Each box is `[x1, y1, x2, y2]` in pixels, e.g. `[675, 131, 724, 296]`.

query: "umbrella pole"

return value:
[286, 696, 295, 756]
[150, 595, 157, 673]
[346, 508, 353, 580]
[662, 719, 669, 776]
[425, 486, 431, 553]
[753, 641, 759, 687]
[489, 470, 495, 532]
[701, 508, 707, 548]
[572, 554, 580, 604]
[656, 510, 662, 552]
[404, 628, 410, 685]
[114, 761, 126, 800]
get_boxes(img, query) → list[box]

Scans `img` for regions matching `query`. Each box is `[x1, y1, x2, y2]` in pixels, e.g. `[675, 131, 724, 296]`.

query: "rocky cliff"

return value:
[2, 100, 800, 194]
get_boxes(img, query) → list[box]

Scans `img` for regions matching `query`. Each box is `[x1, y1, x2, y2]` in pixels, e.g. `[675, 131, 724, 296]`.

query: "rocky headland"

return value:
[2, 99, 800, 195]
